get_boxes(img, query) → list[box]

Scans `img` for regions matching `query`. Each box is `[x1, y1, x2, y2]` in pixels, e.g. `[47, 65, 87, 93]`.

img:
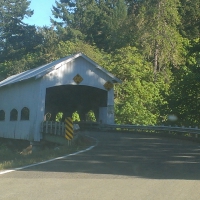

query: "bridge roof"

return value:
[0, 53, 121, 88]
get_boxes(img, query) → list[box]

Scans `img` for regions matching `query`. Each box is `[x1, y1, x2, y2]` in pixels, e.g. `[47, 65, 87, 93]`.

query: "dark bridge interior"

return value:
[45, 85, 107, 121]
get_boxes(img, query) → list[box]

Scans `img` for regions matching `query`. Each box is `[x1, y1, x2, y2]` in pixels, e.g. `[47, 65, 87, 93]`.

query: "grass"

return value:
[0, 134, 93, 170]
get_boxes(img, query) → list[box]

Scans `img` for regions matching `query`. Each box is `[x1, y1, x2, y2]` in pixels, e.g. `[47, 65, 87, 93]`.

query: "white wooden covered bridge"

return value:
[0, 53, 121, 142]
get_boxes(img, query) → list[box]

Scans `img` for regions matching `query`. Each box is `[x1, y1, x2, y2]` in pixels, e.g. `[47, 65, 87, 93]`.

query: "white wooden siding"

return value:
[42, 57, 111, 90]
[0, 79, 41, 140]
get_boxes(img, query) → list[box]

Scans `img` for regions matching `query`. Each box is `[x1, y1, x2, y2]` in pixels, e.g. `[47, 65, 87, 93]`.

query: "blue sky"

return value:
[23, 0, 57, 27]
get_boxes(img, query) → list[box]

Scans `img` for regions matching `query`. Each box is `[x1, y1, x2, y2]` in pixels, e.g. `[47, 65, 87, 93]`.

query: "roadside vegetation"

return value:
[0, 135, 92, 170]
[0, 0, 199, 126]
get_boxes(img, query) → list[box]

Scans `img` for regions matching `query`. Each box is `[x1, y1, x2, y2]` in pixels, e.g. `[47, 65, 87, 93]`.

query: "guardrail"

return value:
[41, 121, 200, 141]
[77, 122, 200, 140]
[77, 122, 101, 130]
[103, 124, 200, 134]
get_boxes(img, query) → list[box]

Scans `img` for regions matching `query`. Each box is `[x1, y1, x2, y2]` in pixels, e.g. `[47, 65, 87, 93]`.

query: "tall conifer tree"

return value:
[179, 0, 200, 39]
[52, 0, 127, 51]
[0, 0, 42, 62]
[135, 0, 183, 75]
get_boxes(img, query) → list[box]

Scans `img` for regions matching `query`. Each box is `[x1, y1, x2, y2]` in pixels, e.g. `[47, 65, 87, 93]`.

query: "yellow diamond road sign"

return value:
[104, 81, 113, 90]
[73, 74, 83, 84]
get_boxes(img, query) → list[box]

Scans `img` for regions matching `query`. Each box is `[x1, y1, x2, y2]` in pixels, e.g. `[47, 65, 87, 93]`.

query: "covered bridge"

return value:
[0, 53, 121, 142]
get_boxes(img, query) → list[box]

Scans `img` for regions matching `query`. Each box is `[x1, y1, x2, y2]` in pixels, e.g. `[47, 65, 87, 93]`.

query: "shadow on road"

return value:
[22, 131, 200, 180]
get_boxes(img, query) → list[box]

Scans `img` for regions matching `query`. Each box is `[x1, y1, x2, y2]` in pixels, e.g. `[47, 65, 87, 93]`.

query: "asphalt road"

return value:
[1, 131, 200, 200]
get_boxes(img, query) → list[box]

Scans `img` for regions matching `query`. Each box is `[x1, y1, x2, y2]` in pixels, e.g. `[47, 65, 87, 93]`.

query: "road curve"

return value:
[1, 131, 200, 200]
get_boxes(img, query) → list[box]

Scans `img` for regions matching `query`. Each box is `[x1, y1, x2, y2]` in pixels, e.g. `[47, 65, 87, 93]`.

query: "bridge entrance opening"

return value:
[44, 85, 107, 122]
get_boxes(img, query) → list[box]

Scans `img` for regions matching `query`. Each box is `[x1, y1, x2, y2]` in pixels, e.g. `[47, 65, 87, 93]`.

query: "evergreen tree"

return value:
[125, 0, 142, 15]
[135, 0, 184, 75]
[51, 0, 127, 51]
[0, 0, 43, 62]
[51, 0, 76, 28]
[179, 0, 200, 39]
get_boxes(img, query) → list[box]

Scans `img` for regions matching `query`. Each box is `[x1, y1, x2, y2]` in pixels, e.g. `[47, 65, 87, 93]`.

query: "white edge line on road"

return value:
[0, 135, 98, 176]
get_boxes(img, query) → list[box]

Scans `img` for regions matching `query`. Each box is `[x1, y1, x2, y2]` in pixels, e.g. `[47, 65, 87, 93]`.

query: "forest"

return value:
[0, 0, 199, 126]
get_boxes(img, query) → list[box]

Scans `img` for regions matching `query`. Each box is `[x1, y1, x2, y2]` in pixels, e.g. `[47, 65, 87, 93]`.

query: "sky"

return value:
[23, 0, 57, 27]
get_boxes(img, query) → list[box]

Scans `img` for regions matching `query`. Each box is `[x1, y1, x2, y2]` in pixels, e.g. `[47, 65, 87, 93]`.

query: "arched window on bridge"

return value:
[21, 107, 30, 120]
[72, 111, 80, 122]
[0, 110, 5, 121]
[10, 109, 18, 121]
[44, 112, 51, 121]
[56, 112, 63, 122]
[86, 110, 96, 122]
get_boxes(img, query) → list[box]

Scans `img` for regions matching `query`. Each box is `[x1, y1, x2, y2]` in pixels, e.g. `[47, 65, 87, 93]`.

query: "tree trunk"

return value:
[153, 40, 159, 81]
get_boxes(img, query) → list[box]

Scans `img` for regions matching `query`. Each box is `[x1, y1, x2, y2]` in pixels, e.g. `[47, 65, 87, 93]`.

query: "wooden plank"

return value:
[62, 122, 64, 136]
[45, 121, 48, 134]
[50, 121, 53, 134]
[54, 122, 57, 135]
[58, 122, 61, 136]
